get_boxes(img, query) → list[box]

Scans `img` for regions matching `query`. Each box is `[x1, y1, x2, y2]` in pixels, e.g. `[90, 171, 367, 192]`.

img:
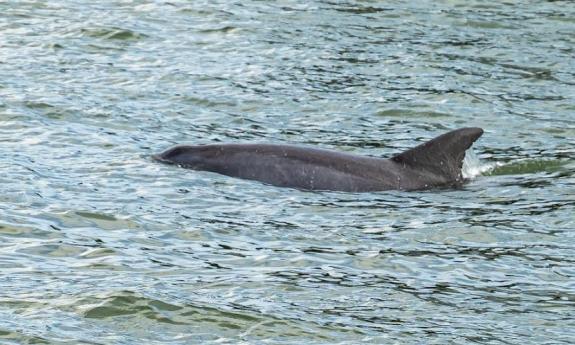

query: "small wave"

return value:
[81, 27, 147, 40]
[462, 149, 569, 178]
[486, 159, 568, 176]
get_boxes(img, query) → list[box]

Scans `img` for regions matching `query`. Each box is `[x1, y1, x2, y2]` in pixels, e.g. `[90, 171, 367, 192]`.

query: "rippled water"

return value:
[1, 1, 574, 344]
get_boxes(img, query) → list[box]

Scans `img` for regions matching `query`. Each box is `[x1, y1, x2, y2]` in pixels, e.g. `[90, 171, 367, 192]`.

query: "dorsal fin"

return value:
[391, 127, 483, 182]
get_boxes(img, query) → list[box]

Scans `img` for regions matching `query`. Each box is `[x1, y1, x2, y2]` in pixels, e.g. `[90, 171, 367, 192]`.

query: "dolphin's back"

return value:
[154, 127, 484, 192]
[155, 144, 399, 192]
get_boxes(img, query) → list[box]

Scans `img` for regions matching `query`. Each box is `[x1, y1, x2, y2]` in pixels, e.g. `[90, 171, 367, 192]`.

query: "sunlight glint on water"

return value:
[0, 1, 573, 344]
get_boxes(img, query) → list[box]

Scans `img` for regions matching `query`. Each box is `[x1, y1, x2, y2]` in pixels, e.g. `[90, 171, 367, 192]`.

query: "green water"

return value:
[1, 1, 574, 344]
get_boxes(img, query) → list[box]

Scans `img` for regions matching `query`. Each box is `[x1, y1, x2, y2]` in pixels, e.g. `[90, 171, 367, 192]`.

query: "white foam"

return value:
[462, 149, 500, 179]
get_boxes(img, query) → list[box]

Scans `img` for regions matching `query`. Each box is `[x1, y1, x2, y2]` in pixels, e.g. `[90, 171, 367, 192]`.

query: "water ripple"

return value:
[0, 0, 574, 344]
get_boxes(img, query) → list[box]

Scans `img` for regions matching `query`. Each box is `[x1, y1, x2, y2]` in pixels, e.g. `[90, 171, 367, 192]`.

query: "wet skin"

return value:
[154, 127, 484, 192]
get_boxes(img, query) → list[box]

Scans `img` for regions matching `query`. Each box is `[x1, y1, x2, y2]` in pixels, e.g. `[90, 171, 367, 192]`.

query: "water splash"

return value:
[462, 149, 568, 179]
[462, 149, 500, 179]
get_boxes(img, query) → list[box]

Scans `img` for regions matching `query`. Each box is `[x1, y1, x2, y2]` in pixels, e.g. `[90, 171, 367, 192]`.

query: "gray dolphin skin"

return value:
[153, 127, 483, 192]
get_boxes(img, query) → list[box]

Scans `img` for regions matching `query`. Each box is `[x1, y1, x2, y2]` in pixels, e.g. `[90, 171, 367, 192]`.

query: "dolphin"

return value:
[153, 127, 483, 192]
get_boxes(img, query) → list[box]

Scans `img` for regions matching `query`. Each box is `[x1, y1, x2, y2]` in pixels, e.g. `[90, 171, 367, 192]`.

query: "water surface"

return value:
[0, 1, 574, 344]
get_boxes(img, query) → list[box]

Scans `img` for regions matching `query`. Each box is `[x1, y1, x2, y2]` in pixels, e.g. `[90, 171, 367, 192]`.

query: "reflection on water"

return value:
[0, 0, 574, 344]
